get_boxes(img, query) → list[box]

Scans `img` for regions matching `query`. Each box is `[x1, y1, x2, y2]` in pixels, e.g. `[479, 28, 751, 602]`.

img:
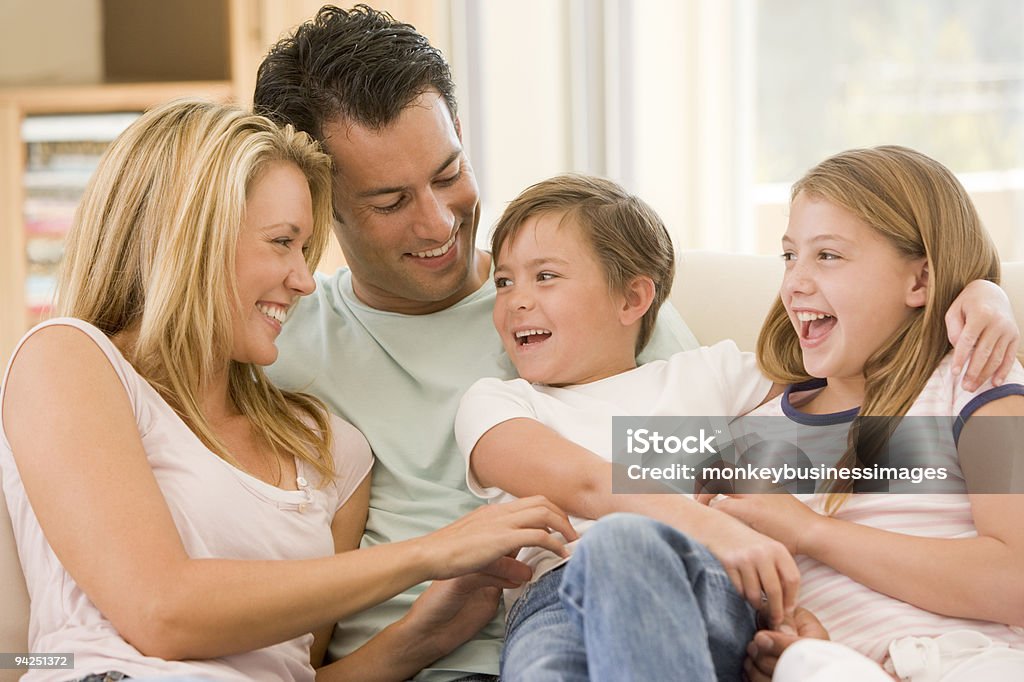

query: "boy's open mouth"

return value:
[515, 328, 552, 346]
[796, 311, 836, 340]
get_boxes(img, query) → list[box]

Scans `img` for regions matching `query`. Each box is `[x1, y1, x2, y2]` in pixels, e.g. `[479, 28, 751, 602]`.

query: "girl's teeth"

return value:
[796, 312, 833, 322]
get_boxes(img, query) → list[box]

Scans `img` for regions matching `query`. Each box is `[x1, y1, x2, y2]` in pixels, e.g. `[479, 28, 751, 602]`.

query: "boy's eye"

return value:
[494, 276, 512, 288]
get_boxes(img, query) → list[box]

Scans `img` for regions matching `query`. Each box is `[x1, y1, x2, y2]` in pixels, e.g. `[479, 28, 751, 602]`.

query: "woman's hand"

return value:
[946, 279, 1020, 391]
[417, 496, 577, 580]
[698, 492, 827, 556]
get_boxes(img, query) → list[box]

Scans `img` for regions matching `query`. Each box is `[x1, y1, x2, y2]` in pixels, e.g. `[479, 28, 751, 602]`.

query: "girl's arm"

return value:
[470, 416, 800, 626]
[2, 325, 574, 661]
[707, 395, 1024, 627]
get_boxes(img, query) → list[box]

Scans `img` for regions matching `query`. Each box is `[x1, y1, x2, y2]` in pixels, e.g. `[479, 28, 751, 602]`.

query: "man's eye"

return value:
[437, 168, 463, 187]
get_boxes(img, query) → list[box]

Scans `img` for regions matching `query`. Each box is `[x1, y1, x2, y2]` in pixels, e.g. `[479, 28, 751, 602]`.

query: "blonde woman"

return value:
[0, 99, 573, 682]
[704, 146, 1024, 681]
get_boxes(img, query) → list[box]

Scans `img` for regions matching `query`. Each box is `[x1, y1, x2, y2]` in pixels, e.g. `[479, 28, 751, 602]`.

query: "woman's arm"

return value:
[2, 326, 574, 661]
[471, 417, 800, 626]
[310, 474, 371, 667]
[707, 395, 1024, 627]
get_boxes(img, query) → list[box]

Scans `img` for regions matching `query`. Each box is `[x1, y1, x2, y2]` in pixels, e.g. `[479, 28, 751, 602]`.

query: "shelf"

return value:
[0, 81, 234, 115]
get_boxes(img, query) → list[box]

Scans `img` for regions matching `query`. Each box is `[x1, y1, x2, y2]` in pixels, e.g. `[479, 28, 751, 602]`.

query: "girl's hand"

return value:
[946, 279, 1020, 391]
[697, 492, 826, 556]
[744, 607, 830, 682]
[417, 496, 577, 580]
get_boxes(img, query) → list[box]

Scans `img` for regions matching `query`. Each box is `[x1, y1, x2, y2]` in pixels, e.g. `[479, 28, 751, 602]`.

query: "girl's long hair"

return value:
[57, 99, 337, 482]
[755, 146, 1000, 511]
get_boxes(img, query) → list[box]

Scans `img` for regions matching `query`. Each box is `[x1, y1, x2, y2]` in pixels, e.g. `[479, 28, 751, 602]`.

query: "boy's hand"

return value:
[946, 279, 1020, 391]
[745, 607, 829, 682]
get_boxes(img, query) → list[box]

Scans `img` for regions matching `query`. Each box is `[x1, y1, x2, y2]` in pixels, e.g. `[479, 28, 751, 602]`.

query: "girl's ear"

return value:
[906, 258, 929, 308]
[620, 275, 657, 326]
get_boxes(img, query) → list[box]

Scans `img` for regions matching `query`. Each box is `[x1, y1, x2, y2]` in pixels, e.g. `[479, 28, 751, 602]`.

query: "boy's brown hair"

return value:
[491, 173, 675, 353]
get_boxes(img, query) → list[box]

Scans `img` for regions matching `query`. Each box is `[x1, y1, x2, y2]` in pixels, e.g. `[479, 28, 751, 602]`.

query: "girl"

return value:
[0, 99, 572, 682]
[706, 145, 1024, 682]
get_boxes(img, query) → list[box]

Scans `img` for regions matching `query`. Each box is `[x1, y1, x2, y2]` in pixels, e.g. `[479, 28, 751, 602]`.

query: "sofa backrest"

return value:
[672, 250, 1024, 354]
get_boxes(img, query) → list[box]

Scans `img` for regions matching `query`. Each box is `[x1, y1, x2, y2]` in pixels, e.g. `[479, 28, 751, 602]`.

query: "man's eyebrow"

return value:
[355, 149, 463, 199]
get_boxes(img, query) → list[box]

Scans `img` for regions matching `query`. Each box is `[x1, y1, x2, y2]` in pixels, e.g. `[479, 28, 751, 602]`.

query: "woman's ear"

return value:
[906, 258, 929, 308]
[620, 276, 657, 326]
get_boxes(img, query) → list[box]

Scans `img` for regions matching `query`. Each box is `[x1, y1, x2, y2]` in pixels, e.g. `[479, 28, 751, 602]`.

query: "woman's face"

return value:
[231, 161, 316, 366]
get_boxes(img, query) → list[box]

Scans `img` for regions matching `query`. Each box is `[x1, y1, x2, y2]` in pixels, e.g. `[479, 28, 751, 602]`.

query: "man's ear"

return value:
[620, 276, 657, 326]
[906, 258, 929, 308]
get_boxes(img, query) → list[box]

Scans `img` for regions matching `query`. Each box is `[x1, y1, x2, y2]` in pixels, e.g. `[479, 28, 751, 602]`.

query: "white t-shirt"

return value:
[455, 340, 770, 596]
[746, 354, 1024, 663]
[0, 318, 373, 682]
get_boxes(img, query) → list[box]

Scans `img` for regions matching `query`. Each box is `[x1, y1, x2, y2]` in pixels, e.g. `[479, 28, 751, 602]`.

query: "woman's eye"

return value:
[274, 238, 294, 248]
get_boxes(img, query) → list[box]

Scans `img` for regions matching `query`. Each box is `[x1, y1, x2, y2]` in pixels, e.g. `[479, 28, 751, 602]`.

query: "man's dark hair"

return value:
[253, 4, 457, 140]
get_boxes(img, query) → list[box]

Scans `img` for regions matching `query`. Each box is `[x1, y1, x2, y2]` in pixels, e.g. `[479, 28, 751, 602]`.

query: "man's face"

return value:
[322, 90, 483, 314]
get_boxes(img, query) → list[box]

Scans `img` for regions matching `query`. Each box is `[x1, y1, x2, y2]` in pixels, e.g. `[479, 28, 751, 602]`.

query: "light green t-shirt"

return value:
[267, 267, 698, 681]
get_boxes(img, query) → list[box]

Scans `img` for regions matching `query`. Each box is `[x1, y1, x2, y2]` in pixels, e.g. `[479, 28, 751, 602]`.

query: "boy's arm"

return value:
[469, 417, 800, 627]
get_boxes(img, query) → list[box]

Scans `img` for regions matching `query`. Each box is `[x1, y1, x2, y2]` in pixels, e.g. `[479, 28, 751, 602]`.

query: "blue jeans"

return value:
[502, 514, 755, 682]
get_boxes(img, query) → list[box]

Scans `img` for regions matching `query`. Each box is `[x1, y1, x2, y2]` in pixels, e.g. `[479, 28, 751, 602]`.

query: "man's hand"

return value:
[744, 607, 829, 682]
[946, 279, 1020, 391]
[401, 557, 528, 663]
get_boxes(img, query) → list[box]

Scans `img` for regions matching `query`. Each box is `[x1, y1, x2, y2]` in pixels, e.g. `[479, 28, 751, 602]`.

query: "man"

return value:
[254, 6, 699, 680]
[255, 5, 1018, 681]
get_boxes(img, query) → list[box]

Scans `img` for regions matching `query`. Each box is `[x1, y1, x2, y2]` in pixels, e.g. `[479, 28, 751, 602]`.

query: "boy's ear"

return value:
[906, 258, 929, 308]
[620, 276, 657, 326]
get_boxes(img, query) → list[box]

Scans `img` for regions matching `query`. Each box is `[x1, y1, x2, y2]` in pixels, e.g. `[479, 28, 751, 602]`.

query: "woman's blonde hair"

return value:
[756, 145, 1000, 510]
[57, 99, 337, 481]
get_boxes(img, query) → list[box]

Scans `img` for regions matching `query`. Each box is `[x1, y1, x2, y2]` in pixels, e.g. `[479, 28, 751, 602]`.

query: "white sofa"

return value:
[0, 251, 1021, 680]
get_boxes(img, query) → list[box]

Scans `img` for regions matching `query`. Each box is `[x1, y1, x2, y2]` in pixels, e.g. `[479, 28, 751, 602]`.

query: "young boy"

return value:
[454, 174, 796, 682]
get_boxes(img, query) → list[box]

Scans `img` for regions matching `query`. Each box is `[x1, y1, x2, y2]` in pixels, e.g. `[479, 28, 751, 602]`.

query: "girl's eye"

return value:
[819, 252, 840, 261]
[495, 276, 512, 288]
[780, 252, 796, 262]
[537, 272, 557, 281]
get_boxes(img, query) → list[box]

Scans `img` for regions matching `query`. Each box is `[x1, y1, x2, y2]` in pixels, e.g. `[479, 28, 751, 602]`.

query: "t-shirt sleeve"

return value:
[455, 377, 538, 499]
[637, 301, 700, 364]
[326, 413, 374, 511]
[700, 340, 773, 416]
[952, 359, 1024, 428]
